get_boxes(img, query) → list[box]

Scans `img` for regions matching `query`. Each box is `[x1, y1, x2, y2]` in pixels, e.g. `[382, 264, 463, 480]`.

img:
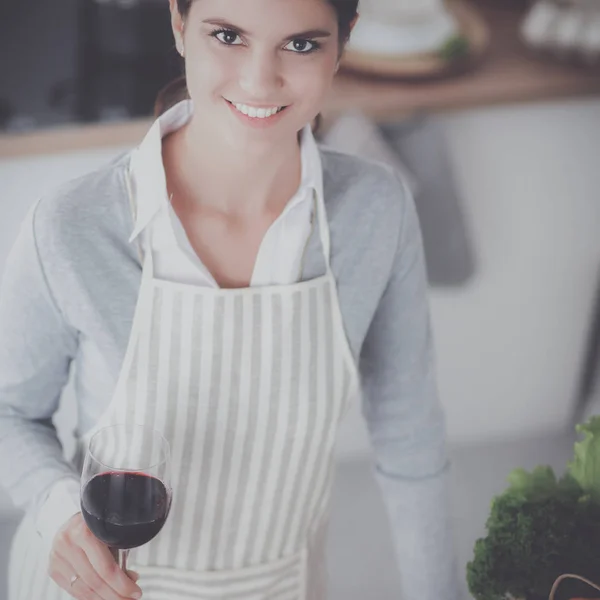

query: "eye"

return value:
[284, 39, 318, 54]
[212, 29, 243, 46]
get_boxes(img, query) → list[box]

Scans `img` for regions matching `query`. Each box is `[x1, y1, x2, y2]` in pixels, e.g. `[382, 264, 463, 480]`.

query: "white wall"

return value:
[336, 98, 600, 456]
[1, 98, 600, 482]
[436, 98, 600, 441]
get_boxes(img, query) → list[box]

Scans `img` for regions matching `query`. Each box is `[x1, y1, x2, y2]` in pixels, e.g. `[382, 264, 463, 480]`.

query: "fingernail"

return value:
[131, 592, 142, 599]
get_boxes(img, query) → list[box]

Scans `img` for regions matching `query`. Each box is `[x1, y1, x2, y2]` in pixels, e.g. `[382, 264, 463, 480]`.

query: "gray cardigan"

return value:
[0, 147, 459, 600]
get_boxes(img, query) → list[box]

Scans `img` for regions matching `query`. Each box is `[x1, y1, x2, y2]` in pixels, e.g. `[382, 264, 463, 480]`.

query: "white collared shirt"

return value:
[128, 99, 321, 288]
[35, 100, 322, 544]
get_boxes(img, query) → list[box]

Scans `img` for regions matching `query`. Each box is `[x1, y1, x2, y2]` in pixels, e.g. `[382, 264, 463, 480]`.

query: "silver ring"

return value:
[69, 574, 79, 587]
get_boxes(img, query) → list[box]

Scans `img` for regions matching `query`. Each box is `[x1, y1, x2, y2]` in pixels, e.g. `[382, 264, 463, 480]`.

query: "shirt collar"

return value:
[297, 122, 324, 211]
[128, 100, 194, 243]
[128, 100, 323, 243]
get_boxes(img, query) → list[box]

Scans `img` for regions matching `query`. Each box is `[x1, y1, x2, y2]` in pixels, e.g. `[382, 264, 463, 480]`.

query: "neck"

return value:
[165, 116, 304, 216]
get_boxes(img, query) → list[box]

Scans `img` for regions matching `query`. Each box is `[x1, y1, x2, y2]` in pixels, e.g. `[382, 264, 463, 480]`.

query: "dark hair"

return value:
[154, 0, 359, 117]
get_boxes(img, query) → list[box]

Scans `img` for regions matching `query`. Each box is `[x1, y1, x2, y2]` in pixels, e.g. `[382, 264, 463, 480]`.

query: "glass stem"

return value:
[118, 549, 130, 573]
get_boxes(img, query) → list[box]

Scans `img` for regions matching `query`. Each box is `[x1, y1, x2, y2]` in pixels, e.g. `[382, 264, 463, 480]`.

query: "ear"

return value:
[169, 0, 186, 56]
[349, 13, 359, 35]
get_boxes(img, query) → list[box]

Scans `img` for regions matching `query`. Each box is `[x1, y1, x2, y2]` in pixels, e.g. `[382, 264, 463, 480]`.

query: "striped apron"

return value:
[8, 173, 358, 600]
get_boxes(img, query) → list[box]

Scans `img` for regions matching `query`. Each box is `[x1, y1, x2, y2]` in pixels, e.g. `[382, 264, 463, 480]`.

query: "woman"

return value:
[0, 0, 459, 598]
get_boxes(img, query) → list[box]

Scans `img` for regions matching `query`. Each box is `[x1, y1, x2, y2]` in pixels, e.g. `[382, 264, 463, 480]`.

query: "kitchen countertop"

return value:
[0, 427, 579, 599]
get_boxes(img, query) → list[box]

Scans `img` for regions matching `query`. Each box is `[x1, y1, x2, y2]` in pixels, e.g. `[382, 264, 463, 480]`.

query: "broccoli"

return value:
[467, 418, 600, 600]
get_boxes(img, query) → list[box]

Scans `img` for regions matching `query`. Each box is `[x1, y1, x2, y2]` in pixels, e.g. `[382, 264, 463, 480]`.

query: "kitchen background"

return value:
[1, 0, 600, 598]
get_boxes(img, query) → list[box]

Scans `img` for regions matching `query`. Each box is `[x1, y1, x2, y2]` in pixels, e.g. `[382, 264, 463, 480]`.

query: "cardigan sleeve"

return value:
[359, 175, 460, 600]
[0, 202, 81, 543]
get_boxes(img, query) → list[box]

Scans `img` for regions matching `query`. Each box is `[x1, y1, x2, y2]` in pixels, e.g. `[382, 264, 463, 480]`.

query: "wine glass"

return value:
[80, 424, 172, 572]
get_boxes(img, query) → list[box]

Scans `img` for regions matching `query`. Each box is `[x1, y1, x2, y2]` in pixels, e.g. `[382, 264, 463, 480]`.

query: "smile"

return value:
[226, 100, 287, 119]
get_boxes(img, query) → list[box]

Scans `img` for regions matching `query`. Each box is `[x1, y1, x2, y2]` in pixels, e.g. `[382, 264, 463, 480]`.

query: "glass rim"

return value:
[87, 423, 171, 472]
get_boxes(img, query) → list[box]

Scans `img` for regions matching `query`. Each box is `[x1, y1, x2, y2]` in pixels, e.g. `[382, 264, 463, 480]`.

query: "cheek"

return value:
[287, 59, 336, 102]
[184, 44, 239, 99]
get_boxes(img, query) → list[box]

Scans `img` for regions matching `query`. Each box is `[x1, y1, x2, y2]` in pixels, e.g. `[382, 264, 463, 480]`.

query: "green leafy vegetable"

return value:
[567, 416, 600, 501]
[438, 34, 470, 62]
[467, 417, 600, 600]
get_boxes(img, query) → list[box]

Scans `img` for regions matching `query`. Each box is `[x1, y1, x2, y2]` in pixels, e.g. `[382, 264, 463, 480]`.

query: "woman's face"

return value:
[170, 0, 342, 146]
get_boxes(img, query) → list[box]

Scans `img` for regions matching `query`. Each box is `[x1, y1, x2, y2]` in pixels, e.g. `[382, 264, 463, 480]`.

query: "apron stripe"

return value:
[157, 290, 192, 566]
[187, 294, 226, 570]
[146, 288, 181, 566]
[148, 285, 174, 472]
[231, 292, 264, 568]
[208, 293, 243, 567]
[261, 295, 298, 562]
[176, 293, 211, 566]
[220, 291, 258, 569]
[130, 285, 165, 566]
[305, 358, 352, 536]
[283, 287, 321, 556]
[212, 294, 248, 569]
[275, 286, 314, 559]
[299, 284, 340, 545]
[291, 284, 334, 552]
[122, 285, 158, 477]
[141, 285, 165, 447]
[250, 293, 289, 564]
[266, 289, 304, 560]
[242, 291, 279, 566]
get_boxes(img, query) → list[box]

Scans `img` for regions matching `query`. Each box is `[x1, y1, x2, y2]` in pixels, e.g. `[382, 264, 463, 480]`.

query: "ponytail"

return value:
[154, 76, 190, 118]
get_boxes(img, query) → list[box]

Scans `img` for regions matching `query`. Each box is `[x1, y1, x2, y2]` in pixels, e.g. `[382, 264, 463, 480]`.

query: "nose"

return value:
[238, 48, 283, 100]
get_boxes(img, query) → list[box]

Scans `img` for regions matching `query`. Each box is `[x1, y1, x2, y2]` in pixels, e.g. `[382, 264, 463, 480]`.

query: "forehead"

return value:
[188, 0, 338, 32]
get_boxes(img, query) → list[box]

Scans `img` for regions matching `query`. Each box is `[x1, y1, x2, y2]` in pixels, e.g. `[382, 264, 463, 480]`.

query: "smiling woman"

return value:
[1, 0, 459, 598]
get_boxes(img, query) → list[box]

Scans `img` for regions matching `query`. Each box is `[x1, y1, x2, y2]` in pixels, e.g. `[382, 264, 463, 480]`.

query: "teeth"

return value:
[233, 102, 282, 119]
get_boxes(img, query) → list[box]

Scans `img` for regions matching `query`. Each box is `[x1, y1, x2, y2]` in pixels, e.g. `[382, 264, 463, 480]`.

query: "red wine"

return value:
[81, 472, 170, 550]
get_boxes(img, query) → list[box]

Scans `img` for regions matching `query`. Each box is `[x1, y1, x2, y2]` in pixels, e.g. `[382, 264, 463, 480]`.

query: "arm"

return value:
[360, 177, 460, 600]
[0, 201, 81, 544]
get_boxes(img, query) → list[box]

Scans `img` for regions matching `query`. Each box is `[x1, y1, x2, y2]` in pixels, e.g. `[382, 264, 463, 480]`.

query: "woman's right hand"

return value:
[48, 513, 143, 600]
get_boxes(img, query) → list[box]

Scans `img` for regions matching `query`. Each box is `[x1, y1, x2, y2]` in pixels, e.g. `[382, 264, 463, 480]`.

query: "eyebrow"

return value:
[202, 18, 332, 40]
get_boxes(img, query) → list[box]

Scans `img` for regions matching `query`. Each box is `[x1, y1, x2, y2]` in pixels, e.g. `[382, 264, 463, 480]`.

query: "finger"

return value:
[58, 545, 136, 600]
[79, 537, 142, 599]
[48, 551, 103, 600]
[126, 571, 140, 583]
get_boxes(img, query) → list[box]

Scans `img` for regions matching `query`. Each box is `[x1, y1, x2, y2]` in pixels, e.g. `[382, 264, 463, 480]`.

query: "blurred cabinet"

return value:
[76, 0, 181, 121]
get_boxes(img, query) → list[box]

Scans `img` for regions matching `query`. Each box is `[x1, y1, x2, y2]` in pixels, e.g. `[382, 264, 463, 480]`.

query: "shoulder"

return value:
[318, 145, 412, 250]
[32, 152, 133, 256]
[319, 145, 410, 224]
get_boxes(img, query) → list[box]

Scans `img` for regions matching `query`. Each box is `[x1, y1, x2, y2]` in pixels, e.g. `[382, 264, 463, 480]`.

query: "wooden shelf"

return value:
[1, 0, 599, 158]
[326, 0, 600, 120]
